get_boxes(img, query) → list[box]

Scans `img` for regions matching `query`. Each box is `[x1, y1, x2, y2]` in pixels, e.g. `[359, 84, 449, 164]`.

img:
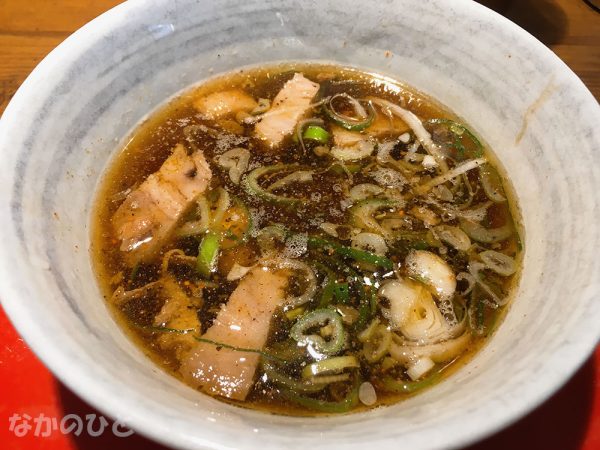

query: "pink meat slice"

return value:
[112, 143, 211, 265]
[179, 267, 288, 400]
[254, 73, 320, 148]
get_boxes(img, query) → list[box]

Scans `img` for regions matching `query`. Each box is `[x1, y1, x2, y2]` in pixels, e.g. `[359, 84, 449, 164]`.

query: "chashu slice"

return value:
[254, 73, 320, 149]
[112, 143, 211, 265]
[179, 267, 288, 400]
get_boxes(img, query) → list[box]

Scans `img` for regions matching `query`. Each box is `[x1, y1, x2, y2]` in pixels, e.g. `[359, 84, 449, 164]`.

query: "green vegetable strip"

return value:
[328, 162, 363, 175]
[243, 164, 303, 204]
[262, 362, 328, 393]
[380, 372, 442, 394]
[303, 125, 330, 143]
[355, 280, 370, 330]
[323, 100, 375, 131]
[319, 282, 335, 308]
[314, 260, 336, 281]
[316, 253, 373, 329]
[225, 196, 252, 245]
[368, 285, 378, 316]
[133, 323, 196, 334]
[476, 298, 485, 328]
[313, 261, 337, 308]
[308, 236, 394, 271]
[134, 324, 286, 363]
[426, 118, 483, 158]
[332, 282, 350, 304]
[193, 337, 286, 363]
[129, 262, 141, 284]
[267, 339, 309, 362]
[302, 355, 359, 378]
[335, 262, 371, 329]
[196, 231, 220, 278]
[279, 376, 361, 413]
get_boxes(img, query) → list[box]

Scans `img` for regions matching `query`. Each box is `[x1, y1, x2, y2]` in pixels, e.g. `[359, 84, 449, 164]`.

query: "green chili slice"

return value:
[290, 309, 345, 355]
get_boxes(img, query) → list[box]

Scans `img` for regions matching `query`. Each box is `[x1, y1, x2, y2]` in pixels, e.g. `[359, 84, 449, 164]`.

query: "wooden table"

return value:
[1, 1, 599, 449]
[0, 0, 599, 112]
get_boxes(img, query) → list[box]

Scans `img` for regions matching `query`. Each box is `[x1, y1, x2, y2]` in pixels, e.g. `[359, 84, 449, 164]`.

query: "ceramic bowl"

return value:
[1, 0, 599, 449]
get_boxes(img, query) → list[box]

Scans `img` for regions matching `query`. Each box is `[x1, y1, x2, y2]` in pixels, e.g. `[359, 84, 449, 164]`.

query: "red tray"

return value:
[0, 305, 598, 449]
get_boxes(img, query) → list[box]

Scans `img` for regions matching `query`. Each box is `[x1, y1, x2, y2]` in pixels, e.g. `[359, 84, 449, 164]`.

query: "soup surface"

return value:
[92, 63, 522, 415]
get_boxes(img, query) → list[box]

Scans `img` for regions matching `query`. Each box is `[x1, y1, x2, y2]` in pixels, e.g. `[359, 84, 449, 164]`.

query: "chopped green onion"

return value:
[350, 198, 402, 238]
[308, 373, 351, 385]
[129, 262, 141, 284]
[328, 162, 363, 175]
[332, 282, 350, 304]
[426, 118, 483, 160]
[459, 218, 513, 243]
[469, 287, 501, 337]
[368, 285, 378, 315]
[290, 309, 345, 356]
[243, 164, 304, 204]
[308, 236, 394, 271]
[476, 297, 485, 328]
[324, 94, 375, 131]
[314, 261, 337, 308]
[358, 318, 381, 342]
[303, 125, 330, 144]
[319, 281, 335, 308]
[262, 362, 328, 393]
[267, 339, 308, 362]
[479, 163, 507, 203]
[301, 355, 360, 379]
[379, 371, 442, 394]
[316, 252, 374, 329]
[285, 306, 306, 321]
[279, 376, 360, 413]
[361, 324, 392, 363]
[196, 231, 220, 278]
[219, 196, 251, 249]
[133, 323, 196, 334]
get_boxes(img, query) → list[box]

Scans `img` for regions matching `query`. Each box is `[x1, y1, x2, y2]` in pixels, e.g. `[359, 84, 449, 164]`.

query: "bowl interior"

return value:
[1, 1, 599, 449]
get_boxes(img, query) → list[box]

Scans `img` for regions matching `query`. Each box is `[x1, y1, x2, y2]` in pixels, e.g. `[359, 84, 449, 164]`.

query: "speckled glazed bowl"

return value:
[1, 0, 599, 449]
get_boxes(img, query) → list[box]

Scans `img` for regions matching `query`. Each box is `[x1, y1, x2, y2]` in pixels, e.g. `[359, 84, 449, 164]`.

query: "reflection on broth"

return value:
[91, 64, 522, 415]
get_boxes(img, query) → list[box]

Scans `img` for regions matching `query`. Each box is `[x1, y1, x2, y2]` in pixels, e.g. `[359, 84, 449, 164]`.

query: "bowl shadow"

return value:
[55, 352, 595, 450]
[55, 382, 170, 450]
[463, 352, 596, 450]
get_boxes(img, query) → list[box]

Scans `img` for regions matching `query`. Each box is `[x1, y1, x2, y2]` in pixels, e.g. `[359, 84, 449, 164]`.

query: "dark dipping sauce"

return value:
[91, 63, 522, 416]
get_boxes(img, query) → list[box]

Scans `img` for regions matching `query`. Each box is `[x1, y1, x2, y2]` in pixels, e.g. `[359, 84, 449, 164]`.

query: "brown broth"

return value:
[91, 63, 522, 415]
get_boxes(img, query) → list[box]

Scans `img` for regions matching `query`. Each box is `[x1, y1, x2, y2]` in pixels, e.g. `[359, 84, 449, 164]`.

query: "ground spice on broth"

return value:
[91, 63, 522, 415]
